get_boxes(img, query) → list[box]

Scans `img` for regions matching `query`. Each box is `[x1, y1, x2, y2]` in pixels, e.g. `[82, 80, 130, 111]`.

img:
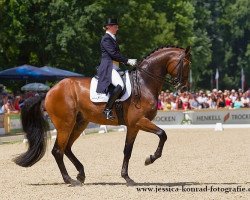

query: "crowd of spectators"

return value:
[1, 88, 250, 114]
[158, 88, 250, 111]
[0, 91, 38, 114]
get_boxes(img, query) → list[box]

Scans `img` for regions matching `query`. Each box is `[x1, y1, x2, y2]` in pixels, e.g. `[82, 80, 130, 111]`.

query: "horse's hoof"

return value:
[77, 174, 86, 183]
[69, 179, 82, 187]
[126, 179, 136, 186]
[145, 155, 152, 166]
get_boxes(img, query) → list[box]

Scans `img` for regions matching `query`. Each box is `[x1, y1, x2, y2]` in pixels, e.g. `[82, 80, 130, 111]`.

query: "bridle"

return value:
[135, 51, 191, 87]
[170, 53, 191, 88]
[130, 50, 191, 108]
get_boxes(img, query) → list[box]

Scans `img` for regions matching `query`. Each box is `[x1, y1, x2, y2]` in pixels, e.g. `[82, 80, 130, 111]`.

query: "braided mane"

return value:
[137, 45, 184, 66]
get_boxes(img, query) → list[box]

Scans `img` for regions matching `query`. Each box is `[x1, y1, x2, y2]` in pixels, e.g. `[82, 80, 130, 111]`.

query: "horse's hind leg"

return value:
[65, 113, 89, 184]
[51, 116, 81, 186]
[136, 117, 167, 165]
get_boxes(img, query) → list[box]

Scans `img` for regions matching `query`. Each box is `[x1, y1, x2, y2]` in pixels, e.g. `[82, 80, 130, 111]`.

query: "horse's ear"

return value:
[185, 46, 191, 55]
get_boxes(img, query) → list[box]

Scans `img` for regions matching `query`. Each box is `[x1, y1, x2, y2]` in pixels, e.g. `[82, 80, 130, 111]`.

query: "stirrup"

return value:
[103, 109, 115, 120]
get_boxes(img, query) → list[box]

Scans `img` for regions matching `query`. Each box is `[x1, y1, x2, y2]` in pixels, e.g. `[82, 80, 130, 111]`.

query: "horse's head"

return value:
[167, 46, 191, 92]
[136, 45, 191, 93]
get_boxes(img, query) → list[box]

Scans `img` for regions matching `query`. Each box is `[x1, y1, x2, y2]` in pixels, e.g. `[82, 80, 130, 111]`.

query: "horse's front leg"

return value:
[121, 127, 139, 186]
[136, 117, 167, 165]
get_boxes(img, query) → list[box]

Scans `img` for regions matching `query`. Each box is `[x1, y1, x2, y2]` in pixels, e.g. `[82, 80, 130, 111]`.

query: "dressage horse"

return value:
[14, 45, 191, 186]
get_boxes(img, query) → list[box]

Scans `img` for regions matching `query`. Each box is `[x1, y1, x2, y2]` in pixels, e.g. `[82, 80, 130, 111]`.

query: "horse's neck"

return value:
[141, 52, 170, 77]
[138, 62, 166, 96]
[137, 50, 176, 97]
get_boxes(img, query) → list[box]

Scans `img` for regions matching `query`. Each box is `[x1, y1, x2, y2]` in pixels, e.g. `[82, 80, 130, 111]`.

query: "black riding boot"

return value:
[103, 85, 123, 120]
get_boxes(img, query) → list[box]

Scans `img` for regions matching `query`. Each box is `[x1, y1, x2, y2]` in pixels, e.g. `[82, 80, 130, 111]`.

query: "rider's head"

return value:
[103, 18, 119, 35]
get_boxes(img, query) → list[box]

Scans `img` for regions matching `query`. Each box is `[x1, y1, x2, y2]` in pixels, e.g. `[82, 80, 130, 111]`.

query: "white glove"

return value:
[127, 59, 137, 66]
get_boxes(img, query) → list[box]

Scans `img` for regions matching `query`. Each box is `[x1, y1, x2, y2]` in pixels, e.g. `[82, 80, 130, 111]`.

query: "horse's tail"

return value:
[13, 94, 48, 167]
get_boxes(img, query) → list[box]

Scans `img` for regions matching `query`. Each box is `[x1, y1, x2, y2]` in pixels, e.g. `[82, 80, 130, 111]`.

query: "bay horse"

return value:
[14, 45, 191, 186]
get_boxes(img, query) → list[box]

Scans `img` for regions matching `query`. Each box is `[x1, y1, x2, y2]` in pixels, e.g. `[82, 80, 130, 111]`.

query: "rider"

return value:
[96, 18, 137, 120]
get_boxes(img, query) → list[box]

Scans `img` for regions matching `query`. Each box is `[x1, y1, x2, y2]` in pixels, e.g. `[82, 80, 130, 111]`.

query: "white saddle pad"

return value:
[90, 70, 131, 102]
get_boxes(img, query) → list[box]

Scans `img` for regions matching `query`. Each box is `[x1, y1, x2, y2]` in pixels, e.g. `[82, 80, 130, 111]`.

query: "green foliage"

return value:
[0, 0, 249, 91]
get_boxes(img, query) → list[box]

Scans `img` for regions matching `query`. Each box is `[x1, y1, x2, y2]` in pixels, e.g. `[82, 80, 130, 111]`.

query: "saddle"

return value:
[90, 70, 132, 103]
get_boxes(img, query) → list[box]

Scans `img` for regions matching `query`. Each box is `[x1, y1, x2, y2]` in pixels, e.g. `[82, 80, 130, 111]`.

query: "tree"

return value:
[191, 1, 212, 89]
[0, 0, 249, 91]
[222, 0, 250, 89]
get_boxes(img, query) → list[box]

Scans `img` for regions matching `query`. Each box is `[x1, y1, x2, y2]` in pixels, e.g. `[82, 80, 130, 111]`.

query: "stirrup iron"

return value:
[103, 109, 115, 120]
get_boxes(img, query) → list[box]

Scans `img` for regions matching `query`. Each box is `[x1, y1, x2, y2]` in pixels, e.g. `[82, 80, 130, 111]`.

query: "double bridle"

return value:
[130, 52, 190, 108]
[135, 52, 190, 87]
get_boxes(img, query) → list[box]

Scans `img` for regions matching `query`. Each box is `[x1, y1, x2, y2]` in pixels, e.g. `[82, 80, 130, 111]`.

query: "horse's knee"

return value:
[158, 130, 167, 142]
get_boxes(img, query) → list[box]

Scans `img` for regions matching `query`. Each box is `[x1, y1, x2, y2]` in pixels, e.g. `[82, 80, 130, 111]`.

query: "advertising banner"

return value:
[153, 111, 184, 125]
[184, 109, 250, 124]
[153, 109, 250, 125]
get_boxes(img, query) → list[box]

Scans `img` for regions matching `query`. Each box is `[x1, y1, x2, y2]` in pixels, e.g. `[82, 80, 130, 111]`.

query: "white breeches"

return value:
[111, 68, 124, 89]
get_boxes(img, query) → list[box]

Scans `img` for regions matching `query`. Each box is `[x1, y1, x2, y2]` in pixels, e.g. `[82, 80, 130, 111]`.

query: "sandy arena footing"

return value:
[0, 128, 249, 200]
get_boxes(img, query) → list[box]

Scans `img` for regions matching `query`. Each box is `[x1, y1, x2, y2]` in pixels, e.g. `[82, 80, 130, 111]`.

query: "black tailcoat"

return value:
[96, 33, 128, 94]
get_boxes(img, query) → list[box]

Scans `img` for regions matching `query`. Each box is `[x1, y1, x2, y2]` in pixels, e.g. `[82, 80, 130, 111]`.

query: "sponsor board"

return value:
[153, 109, 250, 125]
[189, 109, 250, 124]
[153, 111, 184, 125]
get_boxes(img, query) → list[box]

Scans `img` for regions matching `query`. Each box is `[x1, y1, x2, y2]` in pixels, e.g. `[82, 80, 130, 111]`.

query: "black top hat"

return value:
[104, 18, 118, 26]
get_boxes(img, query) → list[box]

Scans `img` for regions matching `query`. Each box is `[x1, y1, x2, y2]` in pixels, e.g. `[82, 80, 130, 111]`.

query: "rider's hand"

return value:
[127, 59, 137, 66]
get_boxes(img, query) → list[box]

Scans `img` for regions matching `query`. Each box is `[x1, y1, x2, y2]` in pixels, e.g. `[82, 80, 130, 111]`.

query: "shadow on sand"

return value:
[28, 181, 250, 187]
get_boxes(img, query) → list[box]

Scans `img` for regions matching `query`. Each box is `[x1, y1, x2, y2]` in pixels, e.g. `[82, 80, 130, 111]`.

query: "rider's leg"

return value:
[111, 68, 124, 89]
[103, 69, 124, 119]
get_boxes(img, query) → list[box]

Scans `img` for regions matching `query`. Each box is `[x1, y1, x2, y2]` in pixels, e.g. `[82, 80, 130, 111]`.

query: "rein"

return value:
[137, 67, 165, 84]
